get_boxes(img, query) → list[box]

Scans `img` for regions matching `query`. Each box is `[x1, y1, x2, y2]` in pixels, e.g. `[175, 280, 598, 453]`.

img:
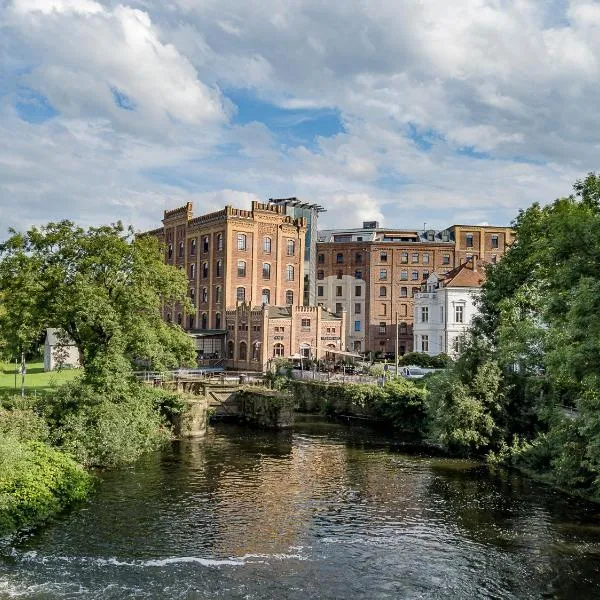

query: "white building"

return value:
[413, 259, 484, 357]
[44, 328, 80, 372]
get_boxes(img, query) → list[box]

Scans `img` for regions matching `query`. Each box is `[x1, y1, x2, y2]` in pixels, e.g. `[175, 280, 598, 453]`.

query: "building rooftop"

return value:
[439, 259, 485, 288]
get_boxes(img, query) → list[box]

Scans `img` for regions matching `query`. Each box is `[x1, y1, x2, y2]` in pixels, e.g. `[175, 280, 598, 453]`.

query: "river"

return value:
[2, 418, 600, 599]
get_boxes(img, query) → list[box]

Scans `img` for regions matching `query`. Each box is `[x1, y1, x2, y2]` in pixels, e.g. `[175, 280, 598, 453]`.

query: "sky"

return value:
[1, 0, 600, 235]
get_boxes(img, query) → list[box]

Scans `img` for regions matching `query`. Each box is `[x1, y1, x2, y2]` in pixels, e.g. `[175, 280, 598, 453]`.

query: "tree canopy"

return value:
[0, 220, 195, 382]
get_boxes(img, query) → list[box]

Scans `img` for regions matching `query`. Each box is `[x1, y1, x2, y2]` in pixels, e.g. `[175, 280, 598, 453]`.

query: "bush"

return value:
[398, 352, 453, 369]
[0, 436, 93, 533]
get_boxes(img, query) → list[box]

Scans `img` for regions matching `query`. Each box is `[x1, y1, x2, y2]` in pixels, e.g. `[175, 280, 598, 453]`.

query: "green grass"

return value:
[0, 361, 81, 396]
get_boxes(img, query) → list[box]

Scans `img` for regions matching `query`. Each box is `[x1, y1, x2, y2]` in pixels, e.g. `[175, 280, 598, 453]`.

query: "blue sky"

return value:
[0, 0, 598, 234]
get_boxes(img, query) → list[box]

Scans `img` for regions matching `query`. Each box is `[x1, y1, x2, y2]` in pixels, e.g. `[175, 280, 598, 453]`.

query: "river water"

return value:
[2, 418, 600, 599]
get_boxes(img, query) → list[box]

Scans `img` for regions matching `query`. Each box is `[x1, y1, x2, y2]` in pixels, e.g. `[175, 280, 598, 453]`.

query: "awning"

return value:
[324, 349, 363, 358]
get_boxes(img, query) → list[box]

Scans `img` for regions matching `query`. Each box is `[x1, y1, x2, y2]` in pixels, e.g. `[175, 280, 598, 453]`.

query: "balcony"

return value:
[414, 292, 437, 299]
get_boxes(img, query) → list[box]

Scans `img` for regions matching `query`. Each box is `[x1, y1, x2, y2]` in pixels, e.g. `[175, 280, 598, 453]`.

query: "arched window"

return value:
[262, 263, 271, 279]
[201, 313, 207, 329]
[202, 287, 208, 303]
[167, 244, 173, 259]
[227, 341, 234, 359]
[190, 239, 196, 255]
[287, 240, 295, 256]
[262, 289, 271, 304]
[217, 233, 223, 251]
[274, 343, 284, 358]
[188, 314, 194, 329]
[190, 288, 196, 304]
[237, 233, 247, 250]
[252, 342, 260, 361]
[189, 264, 196, 278]
[215, 313, 221, 329]
[178, 241, 184, 257]
[215, 286, 222, 303]
[237, 261, 246, 277]
[203, 236, 209, 252]
[285, 290, 294, 305]
[216, 260, 222, 277]
[177, 313, 182, 325]
[286, 265, 294, 281]
[202, 262, 208, 278]
[239, 341, 247, 361]
[263, 237, 272, 253]
[166, 313, 172, 323]
[237, 287, 245, 302]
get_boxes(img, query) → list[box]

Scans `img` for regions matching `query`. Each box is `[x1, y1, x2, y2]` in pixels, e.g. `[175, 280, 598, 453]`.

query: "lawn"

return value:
[0, 360, 81, 396]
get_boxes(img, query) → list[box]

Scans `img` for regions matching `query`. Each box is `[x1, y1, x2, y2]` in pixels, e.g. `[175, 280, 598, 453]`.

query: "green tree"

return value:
[0, 221, 195, 385]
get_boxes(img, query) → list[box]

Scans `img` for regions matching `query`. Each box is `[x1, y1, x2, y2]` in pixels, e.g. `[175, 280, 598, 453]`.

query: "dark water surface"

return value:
[2, 418, 600, 599]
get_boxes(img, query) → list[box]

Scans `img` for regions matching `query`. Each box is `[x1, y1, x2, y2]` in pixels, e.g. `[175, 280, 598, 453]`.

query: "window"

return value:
[354, 320, 361, 332]
[337, 270, 343, 280]
[335, 303, 343, 314]
[355, 303, 361, 314]
[355, 285, 362, 297]
[274, 343, 284, 358]
[412, 252, 419, 263]
[237, 233, 247, 251]
[286, 265, 294, 281]
[239, 342, 247, 361]
[317, 270, 324, 280]
[215, 286, 222, 303]
[227, 341, 234, 359]
[453, 338, 461, 353]
[401, 251, 408, 264]
[423, 270, 429, 280]
[336, 253, 344, 264]
[202, 262, 208, 278]
[286, 290, 294, 304]
[301, 318, 311, 329]
[379, 322, 386, 334]
[412, 271, 419, 280]
[380, 252, 388, 262]
[423, 252, 430, 264]
[202, 287, 208, 303]
[190, 288, 196, 304]
[190, 264, 196, 278]
[336, 286, 343, 297]
[287, 240, 296, 256]
[217, 233, 223, 251]
[400, 304, 407, 317]
[263, 236, 272, 253]
[379, 286, 387, 297]
[236, 287, 245, 302]
[466, 233, 474, 248]
[491, 254, 497, 264]
[443, 254, 451, 265]
[380, 269, 388, 280]
[252, 342, 260, 361]
[491, 234, 499, 248]
[318, 253, 325, 264]
[188, 314, 194, 329]
[400, 286, 408, 297]
[190, 239, 196, 255]
[237, 261, 246, 277]
[380, 303, 387, 316]
[178, 241, 184, 257]
[215, 313, 221, 329]
[421, 335, 429, 352]
[421, 307, 429, 323]
[355, 270, 362, 279]
[455, 305, 464, 323]
[412, 287, 419, 297]
[401, 270, 408, 280]
[201, 314, 207, 329]
[167, 244, 173, 259]
[262, 263, 271, 279]
[203, 236, 209, 253]
[262, 289, 270, 304]
[440, 305, 444, 323]
[317, 285, 324, 297]
[216, 260, 222, 277]
[355, 252, 363, 264]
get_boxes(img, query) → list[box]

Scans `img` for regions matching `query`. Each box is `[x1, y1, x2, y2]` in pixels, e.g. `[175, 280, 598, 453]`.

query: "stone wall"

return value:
[173, 396, 209, 438]
[235, 388, 294, 429]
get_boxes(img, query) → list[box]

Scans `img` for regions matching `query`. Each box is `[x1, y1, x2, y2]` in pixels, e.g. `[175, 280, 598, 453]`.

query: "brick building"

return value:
[146, 201, 307, 333]
[316, 223, 513, 354]
[224, 304, 345, 372]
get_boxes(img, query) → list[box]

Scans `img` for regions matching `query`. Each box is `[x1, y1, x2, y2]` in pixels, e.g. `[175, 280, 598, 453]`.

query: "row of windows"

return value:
[317, 251, 454, 266]
[418, 305, 464, 323]
[238, 234, 296, 256]
[168, 234, 224, 259]
[167, 312, 223, 330]
[465, 233, 499, 248]
[236, 262, 295, 281]
[316, 267, 439, 281]
[236, 287, 295, 304]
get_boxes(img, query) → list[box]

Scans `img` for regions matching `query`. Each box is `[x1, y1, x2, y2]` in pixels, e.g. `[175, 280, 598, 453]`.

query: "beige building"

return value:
[316, 223, 513, 355]
[147, 201, 307, 331]
[224, 304, 345, 372]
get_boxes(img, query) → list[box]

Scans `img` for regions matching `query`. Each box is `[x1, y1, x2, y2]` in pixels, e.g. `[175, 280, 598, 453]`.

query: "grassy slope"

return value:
[0, 361, 81, 395]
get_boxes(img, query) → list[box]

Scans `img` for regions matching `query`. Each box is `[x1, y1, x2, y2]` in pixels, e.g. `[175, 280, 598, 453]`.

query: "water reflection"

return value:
[2, 419, 600, 599]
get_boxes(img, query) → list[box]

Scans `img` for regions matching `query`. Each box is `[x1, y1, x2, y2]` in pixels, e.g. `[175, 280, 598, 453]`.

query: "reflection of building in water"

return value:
[210, 439, 351, 556]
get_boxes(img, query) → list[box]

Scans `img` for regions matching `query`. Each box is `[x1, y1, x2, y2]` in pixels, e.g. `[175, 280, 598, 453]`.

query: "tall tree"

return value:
[0, 221, 195, 384]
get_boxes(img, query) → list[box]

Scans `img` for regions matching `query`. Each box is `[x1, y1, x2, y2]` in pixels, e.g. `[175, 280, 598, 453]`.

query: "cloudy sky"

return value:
[1, 0, 599, 234]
